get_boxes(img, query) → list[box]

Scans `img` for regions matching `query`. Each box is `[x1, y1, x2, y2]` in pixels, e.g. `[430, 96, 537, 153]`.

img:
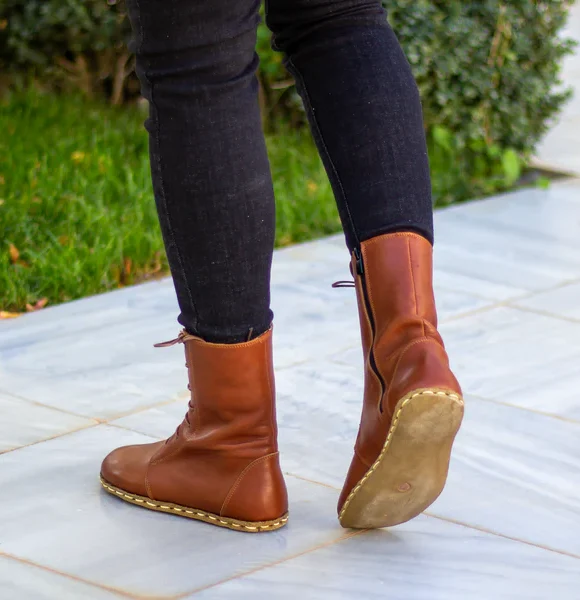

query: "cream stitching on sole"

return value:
[100, 479, 288, 531]
[339, 389, 464, 521]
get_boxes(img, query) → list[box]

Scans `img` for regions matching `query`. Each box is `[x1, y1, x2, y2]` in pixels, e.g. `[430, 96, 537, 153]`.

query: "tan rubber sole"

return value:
[100, 477, 288, 533]
[339, 388, 464, 529]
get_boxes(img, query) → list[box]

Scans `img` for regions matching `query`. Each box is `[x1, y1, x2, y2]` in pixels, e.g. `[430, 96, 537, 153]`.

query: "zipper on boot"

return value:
[354, 248, 386, 413]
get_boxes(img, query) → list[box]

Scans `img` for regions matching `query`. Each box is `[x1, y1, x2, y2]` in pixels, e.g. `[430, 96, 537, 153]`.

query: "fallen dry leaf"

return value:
[124, 257, 132, 276]
[25, 298, 48, 312]
[8, 243, 19, 263]
[0, 311, 21, 319]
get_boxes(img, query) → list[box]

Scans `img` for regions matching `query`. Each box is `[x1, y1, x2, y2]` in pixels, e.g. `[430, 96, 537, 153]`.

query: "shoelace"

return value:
[331, 280, 355, 288]
[154, 329, 197, 440]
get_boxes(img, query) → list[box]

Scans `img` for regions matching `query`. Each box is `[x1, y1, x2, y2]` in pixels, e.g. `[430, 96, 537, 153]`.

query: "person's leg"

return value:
[266, 0, 433, 251]
[128, 0, 275, 343]
[100, 0, 288, 531]
[266, 0, 463, 529]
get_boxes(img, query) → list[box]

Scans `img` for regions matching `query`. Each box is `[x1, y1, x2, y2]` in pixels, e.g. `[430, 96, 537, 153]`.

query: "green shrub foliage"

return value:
[0, 0, 576, 203]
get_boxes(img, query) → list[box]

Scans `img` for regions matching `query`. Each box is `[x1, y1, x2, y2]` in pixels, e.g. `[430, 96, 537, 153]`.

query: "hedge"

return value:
[0, 0, 576, 204]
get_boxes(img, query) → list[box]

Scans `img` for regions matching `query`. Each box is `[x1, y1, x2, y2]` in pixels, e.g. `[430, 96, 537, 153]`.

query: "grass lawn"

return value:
[0, 90, 340, 313]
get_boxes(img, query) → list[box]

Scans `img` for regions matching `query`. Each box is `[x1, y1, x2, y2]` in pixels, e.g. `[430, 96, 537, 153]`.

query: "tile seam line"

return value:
[506, 301, 580, 325]
[0, 387, 189, 425]
[423, 513, 580, 561]
[0, 422, 159, 456]
[286, 473, 580, 561]
[0, 387, 101, 421]
[171, 528, 369, 599]
[433, 273, 580, 306]
[0, 422, 100, 456]
[0, 551, 139, 599]
[466, 392, 580, 425]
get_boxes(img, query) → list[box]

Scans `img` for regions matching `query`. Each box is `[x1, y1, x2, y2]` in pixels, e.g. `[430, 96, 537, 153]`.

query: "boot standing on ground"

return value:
[100, 0, 463, 532]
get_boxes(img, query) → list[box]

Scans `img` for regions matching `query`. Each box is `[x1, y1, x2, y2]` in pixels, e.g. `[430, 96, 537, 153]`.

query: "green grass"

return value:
[0, 90, 340, 313]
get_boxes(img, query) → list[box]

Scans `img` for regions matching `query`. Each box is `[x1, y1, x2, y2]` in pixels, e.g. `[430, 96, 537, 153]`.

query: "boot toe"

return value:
[100, 441, 164, 497]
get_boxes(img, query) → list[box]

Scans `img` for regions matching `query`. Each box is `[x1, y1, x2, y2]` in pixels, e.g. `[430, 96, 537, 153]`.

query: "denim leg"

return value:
[266, 0, 434, 250]
[125, 0, 275, 342]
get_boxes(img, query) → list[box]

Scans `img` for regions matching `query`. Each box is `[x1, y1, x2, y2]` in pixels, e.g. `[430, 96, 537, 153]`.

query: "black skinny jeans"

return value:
[125, 0, 433, 343]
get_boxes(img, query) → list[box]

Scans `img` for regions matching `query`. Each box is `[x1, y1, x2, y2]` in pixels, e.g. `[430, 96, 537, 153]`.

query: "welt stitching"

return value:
[101, 479, 287, 531]
[220, 453, 278, 516]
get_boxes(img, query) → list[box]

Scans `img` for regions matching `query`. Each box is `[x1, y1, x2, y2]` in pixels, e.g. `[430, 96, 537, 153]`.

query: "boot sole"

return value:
[100, 477, 288, 533]
[339, 388, 464, 529]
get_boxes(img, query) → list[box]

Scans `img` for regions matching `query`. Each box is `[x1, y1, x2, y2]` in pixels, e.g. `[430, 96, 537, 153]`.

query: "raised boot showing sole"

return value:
[100, 328, 288, 533]
[337, 232, 464, 529]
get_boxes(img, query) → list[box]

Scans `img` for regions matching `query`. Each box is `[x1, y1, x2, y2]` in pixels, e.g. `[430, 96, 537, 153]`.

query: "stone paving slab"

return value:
[1, 181, 580, 598]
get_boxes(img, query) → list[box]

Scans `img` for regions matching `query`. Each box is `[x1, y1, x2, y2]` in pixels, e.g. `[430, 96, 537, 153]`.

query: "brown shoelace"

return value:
[154, 329, 198, 440]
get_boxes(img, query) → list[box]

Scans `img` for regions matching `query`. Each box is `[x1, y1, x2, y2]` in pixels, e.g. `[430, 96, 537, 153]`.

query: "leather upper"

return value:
[338, 232, 461, 512]
[101, 328, 288, 522]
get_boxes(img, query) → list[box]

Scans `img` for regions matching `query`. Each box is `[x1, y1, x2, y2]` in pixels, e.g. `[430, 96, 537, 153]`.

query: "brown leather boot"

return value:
[337, 232, 464, 529]
[100, 328, 288, 532]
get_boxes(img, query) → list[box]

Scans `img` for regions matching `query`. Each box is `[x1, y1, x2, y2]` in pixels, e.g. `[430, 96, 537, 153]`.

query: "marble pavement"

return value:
[1, 180, 580, 599]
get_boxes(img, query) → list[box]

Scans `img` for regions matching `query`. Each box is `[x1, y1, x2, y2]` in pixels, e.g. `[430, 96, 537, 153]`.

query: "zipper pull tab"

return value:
[353, 247, 364, 275]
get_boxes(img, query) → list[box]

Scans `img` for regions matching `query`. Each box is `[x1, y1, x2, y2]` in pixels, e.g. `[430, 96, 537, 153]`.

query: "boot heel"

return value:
[339, 388, 464, 529]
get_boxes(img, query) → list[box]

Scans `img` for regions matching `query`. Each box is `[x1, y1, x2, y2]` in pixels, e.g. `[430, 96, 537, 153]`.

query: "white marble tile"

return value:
[432, 396, 580, 556]
[433, 212, 580, 297]
[433, 184, 580, 300]
[193, 515, 580, 600]
[438, 184, 580, 246]
[0, 555, 119, 600]
[514, 281, 580, 320]
[0, 317, 189, 420]
[440, 305, 580, 419]
[112, 401, 187, 439]
[0, 392, 96, 453]
[0, 278, 179, 350]
[0, 425, 351, 598]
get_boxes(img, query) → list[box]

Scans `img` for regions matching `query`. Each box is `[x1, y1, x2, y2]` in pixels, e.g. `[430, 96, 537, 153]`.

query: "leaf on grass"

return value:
[8, 243, 19, 263]
[306, 180, 318, 194]
[26, 298, 48, 312]
[124, 257, 132, 276]
[0, 311, 21, 319]
[71, 151, 86, 164]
